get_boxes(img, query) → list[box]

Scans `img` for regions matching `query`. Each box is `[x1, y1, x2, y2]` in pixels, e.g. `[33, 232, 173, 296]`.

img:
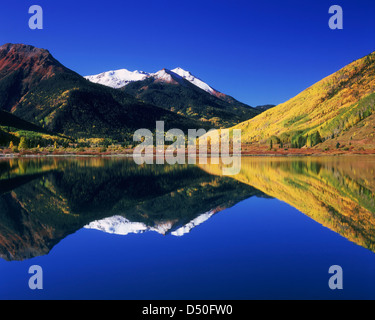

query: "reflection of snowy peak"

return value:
[84, 216, 148, 235]
[171, 210, 215, 236]
[84, 216, 173, 235]
[84, 210, 216, 237]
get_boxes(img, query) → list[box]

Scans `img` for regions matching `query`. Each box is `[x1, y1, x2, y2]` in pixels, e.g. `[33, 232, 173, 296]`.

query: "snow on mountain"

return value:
[171, 67, 216, 95]
[84, 215, 173, 236]
[84, 69, 150, 89]
[84, 216, 147, 235]
[84, 67, 219, 96]
[150, 68, 183, 84]
[84, 210, 216, 237]
[171, 210, 216, 237]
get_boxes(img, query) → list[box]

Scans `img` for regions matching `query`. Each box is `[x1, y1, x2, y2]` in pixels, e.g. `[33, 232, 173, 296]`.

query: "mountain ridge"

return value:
[0, 43, 210, 142]
[85, 66, 260, 128]
[86, 66, 235, 101]
[231, 51, 375, 150]
[0, 43, 79, 112]
[119, 67, 259, 127]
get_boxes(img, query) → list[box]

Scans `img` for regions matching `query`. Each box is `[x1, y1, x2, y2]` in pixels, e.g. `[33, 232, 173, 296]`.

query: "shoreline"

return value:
[1, 150, 375, 159]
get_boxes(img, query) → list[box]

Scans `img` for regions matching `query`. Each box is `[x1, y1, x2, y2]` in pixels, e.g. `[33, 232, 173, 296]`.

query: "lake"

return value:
[0, 155, 374, 299]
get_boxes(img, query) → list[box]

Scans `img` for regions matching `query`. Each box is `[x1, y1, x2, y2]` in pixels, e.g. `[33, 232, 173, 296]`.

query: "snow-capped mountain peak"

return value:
[84, 68, 150, 89]
[151, 68, 182, 84]
[171, 67, 216, 95]
[84, 67, 221, 97]
[171, 67, 195, 81]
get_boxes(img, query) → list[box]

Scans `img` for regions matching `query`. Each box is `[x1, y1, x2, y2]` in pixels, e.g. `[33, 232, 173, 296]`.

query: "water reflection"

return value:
[0, 157, 262, 260]
[0, 155, 374, 261]
[200, 156, 375, 252]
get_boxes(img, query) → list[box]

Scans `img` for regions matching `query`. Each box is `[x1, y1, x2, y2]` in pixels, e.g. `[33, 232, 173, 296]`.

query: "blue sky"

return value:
[1, 0, 374, 106]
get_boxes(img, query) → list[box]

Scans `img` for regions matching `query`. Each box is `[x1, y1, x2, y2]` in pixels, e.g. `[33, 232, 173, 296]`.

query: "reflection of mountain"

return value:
[2, 156, 374, 261]
[0, 158, 263, 261]
[199, 156, 375, 252]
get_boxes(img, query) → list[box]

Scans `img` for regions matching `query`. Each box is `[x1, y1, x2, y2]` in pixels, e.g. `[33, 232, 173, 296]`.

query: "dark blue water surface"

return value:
[0, 156, 374, 299]
[0, 197, 374, 300]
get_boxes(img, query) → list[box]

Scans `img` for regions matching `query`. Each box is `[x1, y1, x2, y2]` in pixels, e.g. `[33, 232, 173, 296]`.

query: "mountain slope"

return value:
[0, 44, 207, 141]
[121, 68, 259, 128]
[86, 66, 241, 101]
[171, 67, 253, 106]
[86, 67, 259, 128]
[0, 108, 72, 147]
[255, 104, 276, 112]
[0, 43, 78, 112]
[171, 67, 217, 95]
[0, 109, 52, 134]
[13, 72, 206, 140]
[232, 52, 375, 149]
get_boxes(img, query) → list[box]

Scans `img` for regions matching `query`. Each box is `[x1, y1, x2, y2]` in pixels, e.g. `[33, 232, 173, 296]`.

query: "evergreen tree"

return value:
[18, 137, 28, 150]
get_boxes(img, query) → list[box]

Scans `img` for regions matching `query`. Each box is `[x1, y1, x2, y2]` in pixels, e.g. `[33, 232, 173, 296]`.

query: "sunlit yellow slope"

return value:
[233, 52, 375, 147]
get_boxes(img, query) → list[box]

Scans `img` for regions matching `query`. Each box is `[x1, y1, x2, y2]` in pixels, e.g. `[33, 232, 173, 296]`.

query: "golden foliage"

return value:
[231, 52, 375, 145]
[199, 156, 375, 252]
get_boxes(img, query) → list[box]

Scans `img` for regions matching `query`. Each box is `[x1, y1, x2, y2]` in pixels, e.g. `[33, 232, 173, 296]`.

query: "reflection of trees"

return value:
[0, 157, 262, 261]
[200, 156, 375, 252]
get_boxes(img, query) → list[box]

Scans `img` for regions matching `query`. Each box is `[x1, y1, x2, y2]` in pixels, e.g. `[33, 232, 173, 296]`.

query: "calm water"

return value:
[0, 156, 374, 300]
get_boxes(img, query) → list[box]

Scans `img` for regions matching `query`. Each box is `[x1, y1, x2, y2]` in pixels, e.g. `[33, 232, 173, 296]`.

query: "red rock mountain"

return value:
[0, 43, 77, 112]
